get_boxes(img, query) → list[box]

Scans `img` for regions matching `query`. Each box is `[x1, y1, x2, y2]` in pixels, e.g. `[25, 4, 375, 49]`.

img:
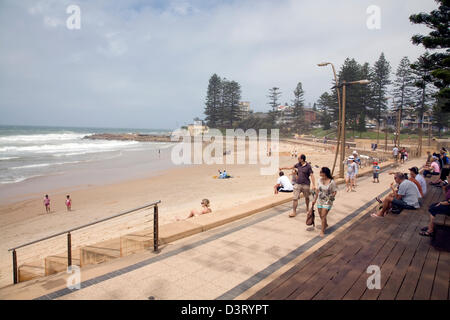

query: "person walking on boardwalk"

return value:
[311, 167, 337, 237]
[280, 154, 316, 218]
[345, 156, 357, 192]
[43, 194, 51, 213]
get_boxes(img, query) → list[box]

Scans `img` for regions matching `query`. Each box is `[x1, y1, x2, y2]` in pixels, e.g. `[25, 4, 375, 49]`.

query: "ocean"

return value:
[0, 125, 176, 202]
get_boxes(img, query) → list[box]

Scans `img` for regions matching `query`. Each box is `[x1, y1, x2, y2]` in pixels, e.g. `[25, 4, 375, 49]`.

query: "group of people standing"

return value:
[392, 146, 408, 163]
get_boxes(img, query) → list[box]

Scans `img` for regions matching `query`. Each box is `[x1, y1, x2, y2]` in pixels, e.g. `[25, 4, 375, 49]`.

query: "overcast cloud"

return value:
[0, 0, 438, 129]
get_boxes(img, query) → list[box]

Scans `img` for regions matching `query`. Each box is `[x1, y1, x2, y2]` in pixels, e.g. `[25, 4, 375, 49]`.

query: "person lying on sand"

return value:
[177, 199, 212, 220]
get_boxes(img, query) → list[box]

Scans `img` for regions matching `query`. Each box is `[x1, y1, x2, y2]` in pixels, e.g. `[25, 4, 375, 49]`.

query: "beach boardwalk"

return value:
[249, 184, 449, 300]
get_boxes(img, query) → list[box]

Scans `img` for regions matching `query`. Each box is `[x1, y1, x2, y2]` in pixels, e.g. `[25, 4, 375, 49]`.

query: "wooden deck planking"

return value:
[251, 181, 449, 300]
[430, 250, 449, 300]
[325, 212, 415, 300]
[314, 218, 404, 300]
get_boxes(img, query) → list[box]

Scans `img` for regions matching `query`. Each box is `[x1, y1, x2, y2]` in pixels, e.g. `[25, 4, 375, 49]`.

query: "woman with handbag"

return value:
[310, 167, 337, 237]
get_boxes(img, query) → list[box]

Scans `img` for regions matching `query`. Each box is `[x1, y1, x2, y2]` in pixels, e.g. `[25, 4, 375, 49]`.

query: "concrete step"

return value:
[80, 238, 121, 267]
[18, 262, 45, 283]
[120, 229, 154, 256]
[45, 249, 81, 276]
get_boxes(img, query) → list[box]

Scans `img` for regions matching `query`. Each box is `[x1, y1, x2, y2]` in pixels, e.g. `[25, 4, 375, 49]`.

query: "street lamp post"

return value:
[318, 62, 341, 177]
[384, 96, 396, 151]
[335, 79, 370, 179]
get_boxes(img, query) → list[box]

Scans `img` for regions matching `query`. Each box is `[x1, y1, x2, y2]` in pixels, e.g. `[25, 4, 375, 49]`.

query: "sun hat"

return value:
[353, 150, 357, 154]
[348, 155, 354, 160]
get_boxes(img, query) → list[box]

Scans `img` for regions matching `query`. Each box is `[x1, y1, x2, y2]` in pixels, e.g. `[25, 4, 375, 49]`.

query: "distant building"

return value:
[276, 104, 294, 126]
[187, 120, 209, 136]
[403, 111, 433, 129]
[239, 101, 251, 119]
[303, 107, 318, 123]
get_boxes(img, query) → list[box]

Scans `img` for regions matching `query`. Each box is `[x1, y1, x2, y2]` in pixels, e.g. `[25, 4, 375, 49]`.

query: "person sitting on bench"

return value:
[420, 181, 450, 237]
[372, 173, 420, 217]
[422, 156, 440, 178]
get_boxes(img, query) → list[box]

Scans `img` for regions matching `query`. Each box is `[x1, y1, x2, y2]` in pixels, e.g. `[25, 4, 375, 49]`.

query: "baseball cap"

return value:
[408, 167, 419, 174]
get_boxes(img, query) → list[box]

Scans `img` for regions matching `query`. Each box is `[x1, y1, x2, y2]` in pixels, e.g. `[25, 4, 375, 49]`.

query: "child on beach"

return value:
[66, 195, 72, 211]
[43, 195, 50, 213]
[373, 161, 380, 183]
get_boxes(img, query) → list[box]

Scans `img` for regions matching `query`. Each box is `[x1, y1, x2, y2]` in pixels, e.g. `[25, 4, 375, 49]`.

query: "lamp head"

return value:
[317, 62, 330, 67]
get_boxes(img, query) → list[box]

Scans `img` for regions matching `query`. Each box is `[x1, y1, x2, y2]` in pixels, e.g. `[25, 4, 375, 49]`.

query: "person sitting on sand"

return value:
[178, 199, 212, 220]
[219, 170, 231, 179]
[44, 194, 50, 213]
[274, 171, 294, 194]
[66, 195, 72, 211]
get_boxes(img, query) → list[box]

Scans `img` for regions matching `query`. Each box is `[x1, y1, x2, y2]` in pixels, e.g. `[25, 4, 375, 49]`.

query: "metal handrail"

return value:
[9, 200, 161, 284]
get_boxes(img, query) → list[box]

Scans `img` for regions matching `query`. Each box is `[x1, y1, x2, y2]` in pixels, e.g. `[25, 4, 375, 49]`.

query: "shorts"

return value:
[277, 186, 293, 193]
[293, 184, 310, 200]
[317, 204, 332, 210]
[345, 174, 355, 180]
[392, 199, 416, 212]
[373, 173, 379, 179]
[429, 202, 450, 217]
[440, 168, 450, 181]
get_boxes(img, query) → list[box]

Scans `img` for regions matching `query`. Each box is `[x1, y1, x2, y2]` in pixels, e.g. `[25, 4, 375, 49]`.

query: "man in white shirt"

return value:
[393, 173, 420, 211]
[393, 146, 399, 161]
[274, 171, 294, 194]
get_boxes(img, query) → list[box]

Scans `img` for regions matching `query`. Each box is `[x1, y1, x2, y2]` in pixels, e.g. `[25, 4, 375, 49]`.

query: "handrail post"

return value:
[12, 250, 18, 284]
[67, 232, 72, 267]
[153, 204, 159, 252]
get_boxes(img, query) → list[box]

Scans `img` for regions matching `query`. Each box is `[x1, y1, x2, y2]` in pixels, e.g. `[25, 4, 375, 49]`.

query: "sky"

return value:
[0, 0, 439, 130]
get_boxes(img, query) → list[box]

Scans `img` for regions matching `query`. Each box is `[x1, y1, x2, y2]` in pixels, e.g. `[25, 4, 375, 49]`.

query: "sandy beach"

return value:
[0, 140, 372, 288]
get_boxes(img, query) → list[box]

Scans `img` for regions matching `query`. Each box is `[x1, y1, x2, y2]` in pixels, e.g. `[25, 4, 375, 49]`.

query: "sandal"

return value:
[421, 226, 429, 232]
[419, 231, 433, 237]
[375, 196, 382, 204]
[289, 213, 296, 218]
